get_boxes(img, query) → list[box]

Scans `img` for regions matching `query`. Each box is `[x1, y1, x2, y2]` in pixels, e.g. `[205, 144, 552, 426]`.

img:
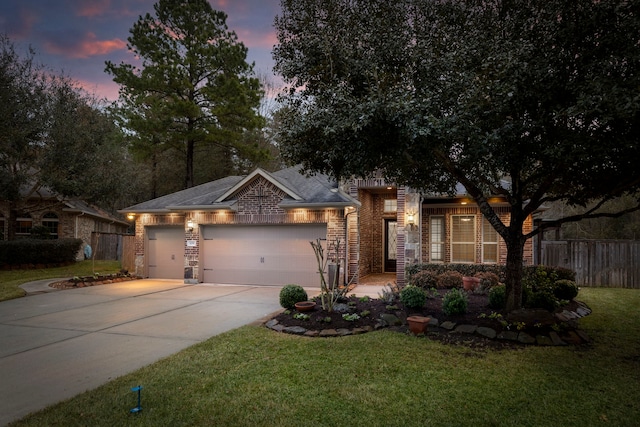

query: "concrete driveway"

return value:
[0, 279, 292, 425]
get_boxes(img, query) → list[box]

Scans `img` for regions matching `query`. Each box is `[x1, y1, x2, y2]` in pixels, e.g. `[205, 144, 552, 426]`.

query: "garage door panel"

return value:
[202, 224, 326, 286]
[147, 227, 184, 280]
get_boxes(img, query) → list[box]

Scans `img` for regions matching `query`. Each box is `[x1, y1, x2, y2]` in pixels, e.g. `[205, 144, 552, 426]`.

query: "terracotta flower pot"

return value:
[407, 315, 431, 335]
[463, 276, 480, 291]
[294, 301, 315, 312]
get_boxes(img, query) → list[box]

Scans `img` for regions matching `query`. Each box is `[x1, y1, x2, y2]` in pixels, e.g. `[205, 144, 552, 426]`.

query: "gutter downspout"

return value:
[345, 206, 358, 286]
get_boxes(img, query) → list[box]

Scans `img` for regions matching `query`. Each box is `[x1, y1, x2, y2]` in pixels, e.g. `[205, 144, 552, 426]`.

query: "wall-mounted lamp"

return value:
[187, 219, 194, 232]
[127, 213, 135, 221]
[406, 212, 415, 225]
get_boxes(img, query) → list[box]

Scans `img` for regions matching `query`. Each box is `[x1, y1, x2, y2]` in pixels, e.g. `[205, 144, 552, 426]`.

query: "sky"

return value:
[0, 0, 281, 101]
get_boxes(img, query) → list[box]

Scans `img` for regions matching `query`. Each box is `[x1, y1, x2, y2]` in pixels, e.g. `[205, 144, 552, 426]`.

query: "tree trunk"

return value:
[151, 152, 158, 200]
[8, 205, 17, 240]
[185, 139, 195, 189]
[504, 231, 526, 312]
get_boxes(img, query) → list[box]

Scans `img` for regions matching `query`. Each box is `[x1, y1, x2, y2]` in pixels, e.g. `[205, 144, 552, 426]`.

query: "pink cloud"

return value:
[237, 29, 278, 50]
[76, 77, 121, 101]
[212, 0, 231, 9]
[44, 32, 126, 58]
[3, 7, 40, 40]
[74, 0, 112, 17]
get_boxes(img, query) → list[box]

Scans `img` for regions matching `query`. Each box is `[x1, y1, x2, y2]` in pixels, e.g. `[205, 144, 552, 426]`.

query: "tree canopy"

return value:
[106, 0, 265, 192]
[0, 35, 136, 211]
[274, 0, 640, 310]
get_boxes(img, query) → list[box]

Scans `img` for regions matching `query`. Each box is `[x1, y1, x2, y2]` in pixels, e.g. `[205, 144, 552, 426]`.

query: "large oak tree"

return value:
[106, 0, 264, 191]
[273, 0, 640, 311]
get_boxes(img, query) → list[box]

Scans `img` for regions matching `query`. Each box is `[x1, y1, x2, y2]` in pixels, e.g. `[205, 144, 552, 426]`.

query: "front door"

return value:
[384, 219, 397, 272]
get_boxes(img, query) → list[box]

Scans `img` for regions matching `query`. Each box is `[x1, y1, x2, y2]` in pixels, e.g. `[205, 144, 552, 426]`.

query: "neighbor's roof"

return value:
[17, 185, 130, 226]
[62, 199, 130, 227]
[121, 166, 360, 213]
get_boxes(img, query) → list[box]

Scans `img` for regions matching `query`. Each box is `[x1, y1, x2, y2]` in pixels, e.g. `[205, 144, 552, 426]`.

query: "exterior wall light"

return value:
[187, 219, 194, 231]
[407, 213, 415, 225]
[127, 213, 135, 220]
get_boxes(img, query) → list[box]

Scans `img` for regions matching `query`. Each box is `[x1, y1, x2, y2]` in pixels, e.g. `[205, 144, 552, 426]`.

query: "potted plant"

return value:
[406, 316, 431, 335]
[462, 276, 480, 291]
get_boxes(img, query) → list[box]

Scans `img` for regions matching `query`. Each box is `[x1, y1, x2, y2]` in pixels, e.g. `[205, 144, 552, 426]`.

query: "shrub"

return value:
[442, 288, 468, 315]
[0, 238, 82, 267]
[400, 285, 427, 309]
[488, 284, 506, 309]
[408, 270, 439, 289]
[437, 271, 463, 289]
[553, 279, 579, 301]
[279, 284, 308, 309]
[407, 263, 506, 282]
[522, 265, 578, 292]
[526, 291, 559, 312]
[378, 283, 400, 304]
[407, 263, 576, 285]
[474, 272, 499, 290]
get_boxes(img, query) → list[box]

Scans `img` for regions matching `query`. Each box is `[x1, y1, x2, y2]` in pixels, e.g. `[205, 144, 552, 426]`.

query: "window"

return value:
[383, 199, 397, 213]
[15, 213, 33, 236]
[42, 213, 59, 239]
[451, 215, 475, 263]
[430, 216, 445, 262]
[482, 217, 499, 263]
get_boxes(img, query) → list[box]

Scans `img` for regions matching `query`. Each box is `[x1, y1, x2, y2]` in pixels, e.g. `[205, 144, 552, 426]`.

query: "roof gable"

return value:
[215, 168, 302, 202]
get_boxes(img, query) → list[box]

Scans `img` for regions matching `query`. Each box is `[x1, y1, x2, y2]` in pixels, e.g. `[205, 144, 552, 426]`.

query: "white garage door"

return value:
[146, 226, 184, 279]
[201, 224, 326, 286]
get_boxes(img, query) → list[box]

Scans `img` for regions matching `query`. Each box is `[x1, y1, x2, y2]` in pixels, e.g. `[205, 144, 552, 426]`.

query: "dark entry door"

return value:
[384, 219, 397, 272]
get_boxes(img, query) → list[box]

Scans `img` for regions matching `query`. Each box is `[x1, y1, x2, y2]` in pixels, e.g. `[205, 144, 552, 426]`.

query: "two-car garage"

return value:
[146, 224, 327, 287]
[200, 224, 326, 287]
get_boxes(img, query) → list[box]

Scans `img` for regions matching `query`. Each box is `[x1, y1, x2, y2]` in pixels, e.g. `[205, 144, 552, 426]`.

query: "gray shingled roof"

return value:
[121, 166, 358, 213]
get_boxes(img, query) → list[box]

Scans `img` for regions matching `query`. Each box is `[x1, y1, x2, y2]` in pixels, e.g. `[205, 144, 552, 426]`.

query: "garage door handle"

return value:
[203, 268, 213, 271]
[260, 257, 265, 263]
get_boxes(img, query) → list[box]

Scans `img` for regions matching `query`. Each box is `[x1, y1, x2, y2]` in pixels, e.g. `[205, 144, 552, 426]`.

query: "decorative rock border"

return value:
[265, 300, 593, 346]
[49, 275, 141, 290]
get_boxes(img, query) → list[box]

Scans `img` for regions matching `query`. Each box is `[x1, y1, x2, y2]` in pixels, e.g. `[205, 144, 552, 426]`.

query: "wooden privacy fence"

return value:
[121, 235, 135, 273]
[541, 240, 640, 288]
[90, 233, 136, 273]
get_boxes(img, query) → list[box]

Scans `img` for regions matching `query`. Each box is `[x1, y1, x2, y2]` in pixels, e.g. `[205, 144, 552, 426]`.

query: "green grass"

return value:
[9, 287, 640, 427]
[0, 260, 122, 301]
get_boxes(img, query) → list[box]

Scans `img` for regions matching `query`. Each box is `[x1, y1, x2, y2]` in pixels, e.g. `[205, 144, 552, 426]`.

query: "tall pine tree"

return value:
[106, 0, 264, 191]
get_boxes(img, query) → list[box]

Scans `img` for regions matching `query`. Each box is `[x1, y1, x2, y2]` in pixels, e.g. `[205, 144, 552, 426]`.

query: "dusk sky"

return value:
[0, 0, 282, 101]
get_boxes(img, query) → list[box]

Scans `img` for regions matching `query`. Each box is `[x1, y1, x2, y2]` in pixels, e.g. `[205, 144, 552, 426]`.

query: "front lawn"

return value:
[0, 260, 122, 301]
[10, 287, 640, 427]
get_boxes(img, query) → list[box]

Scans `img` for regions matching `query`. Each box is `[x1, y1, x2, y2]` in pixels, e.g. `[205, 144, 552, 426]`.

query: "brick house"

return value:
[122, 166, 533, 287]
[0, 190, 130, 258]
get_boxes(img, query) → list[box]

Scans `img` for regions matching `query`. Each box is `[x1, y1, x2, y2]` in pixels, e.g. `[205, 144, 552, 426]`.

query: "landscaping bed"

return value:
[267, 289, 590, 348]
[50, 272, 140, 289]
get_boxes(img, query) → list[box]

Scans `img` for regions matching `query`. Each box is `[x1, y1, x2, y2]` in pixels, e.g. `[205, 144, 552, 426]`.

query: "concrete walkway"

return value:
[0, 279, 292, 425]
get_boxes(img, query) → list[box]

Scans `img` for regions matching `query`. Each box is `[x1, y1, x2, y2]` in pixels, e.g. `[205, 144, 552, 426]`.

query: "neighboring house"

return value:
[121, 166, 534, 287]
[0, 189, 130, 258]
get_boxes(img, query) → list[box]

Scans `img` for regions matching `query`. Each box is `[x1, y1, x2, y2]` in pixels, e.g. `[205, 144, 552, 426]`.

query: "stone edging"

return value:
[49, 276, 141, 290]
[265, 300, 593, 346]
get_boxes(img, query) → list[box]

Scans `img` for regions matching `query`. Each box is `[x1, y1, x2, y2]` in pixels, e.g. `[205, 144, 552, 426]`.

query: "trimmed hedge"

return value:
[406, 263, 576, 284]
[0, 238, 82, 267]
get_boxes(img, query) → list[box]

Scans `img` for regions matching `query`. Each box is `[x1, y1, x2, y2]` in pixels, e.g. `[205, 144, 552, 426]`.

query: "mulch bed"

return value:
[271, 290, 584, 349]
[50, 274, 141, 290]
